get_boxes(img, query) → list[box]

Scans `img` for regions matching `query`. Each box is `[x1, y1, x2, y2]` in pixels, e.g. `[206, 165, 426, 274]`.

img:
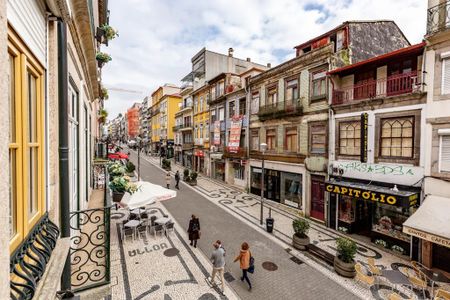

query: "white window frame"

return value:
[438, 128, 450, 172]
[441, 54, 450, 95]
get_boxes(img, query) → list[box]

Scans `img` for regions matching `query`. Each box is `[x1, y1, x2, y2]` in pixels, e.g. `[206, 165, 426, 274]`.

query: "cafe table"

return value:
[420, 267, 450, 296]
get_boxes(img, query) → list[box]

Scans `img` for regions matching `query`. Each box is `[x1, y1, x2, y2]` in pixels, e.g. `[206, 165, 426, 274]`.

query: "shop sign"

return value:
[360, 113, 368, 163]
[214, 121, 220, 145]
[325, 183, 415, 207]
[210, 153, 223, 160]
[194, 150, 204, 157]
[228, 116, 242, 153]
[403, 227, 450, 248]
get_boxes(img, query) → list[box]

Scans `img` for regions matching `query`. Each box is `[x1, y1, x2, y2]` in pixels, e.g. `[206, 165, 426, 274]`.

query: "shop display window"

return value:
[338, 196, 355, 223]
[372, 204, 411, 242]
[251, 169, 262, 189]
[281, 172, 302, 208]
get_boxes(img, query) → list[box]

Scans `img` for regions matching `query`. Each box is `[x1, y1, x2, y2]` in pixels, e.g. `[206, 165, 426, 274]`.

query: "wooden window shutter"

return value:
[442, 58, 450, 95]
[441, 135, 450, 172]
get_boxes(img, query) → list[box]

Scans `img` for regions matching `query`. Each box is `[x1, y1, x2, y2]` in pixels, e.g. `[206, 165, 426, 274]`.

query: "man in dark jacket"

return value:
[175, 170, 180, 189]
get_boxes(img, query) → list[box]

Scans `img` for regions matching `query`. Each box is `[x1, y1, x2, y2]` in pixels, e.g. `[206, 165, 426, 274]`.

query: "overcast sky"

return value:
[102, 0, 427, 119]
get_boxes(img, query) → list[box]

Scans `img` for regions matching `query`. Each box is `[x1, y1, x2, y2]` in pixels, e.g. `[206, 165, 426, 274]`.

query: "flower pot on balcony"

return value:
[333, 256, 356, 278]
[112, 191, 125, 203]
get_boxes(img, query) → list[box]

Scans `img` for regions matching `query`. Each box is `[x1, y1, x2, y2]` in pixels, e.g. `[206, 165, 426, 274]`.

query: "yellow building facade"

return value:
[192, 86, 210, 173]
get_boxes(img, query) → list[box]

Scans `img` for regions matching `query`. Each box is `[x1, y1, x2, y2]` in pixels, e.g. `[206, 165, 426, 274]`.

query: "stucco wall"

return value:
[0, 0, 10, 297]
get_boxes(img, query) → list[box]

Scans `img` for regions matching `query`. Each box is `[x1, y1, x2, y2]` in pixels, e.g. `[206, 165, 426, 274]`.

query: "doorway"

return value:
[310, 175, 325, 221]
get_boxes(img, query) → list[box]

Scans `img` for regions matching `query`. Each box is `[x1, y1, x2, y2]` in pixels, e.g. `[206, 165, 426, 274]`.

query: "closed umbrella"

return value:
[121, 181, 176, 209]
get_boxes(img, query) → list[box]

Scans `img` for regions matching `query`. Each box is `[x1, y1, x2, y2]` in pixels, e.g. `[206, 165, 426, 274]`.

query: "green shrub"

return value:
[292, 218, 310, 237]
[108, 176, 138, 194]
[190, 171, 198, 181]
[336, 237, 357, 263]
[126, 161, 135, 173]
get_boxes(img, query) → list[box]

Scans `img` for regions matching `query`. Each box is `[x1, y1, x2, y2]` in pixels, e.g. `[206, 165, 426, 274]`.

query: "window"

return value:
[239, 98, 246, 116]
[442, 58, 450, 95]
[285, 127, 298, 152]
[8, 31, 46, 251]
[266, 128, 277, 150]
[439, 130, 450, 172]
[251, 130, 259, 150]
[200, 124, 203, 138]
[199, 96, 203, 112]
[285, 78, 299, 106]
[205, 123, 209, 139]
[309, 123, 327, 154]
[219, 107, 225, 121]
[380, 117, 414, 158]
[267, 86, 277, 106]
[311, 69, 327, 100]
[217, 80, 225, 97]
[251, 92, 259, 114]
[339, 121, 361, 156]
[233, 163, 245, 180]
[211, 110, 217, 123]
[229, 101, 235, 118]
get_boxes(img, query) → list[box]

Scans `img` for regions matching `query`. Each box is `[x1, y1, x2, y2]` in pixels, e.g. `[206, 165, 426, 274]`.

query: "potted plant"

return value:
[98, 108, 108, 123]
[334, 237, 357, 278]
[108, 163, 125, 180]
[183, 168, 190, 182]
[125, 161, 136, 177]
[100, 24, 119, 41]
[391, 245, 404, 255]
[109, 176, 138, 202]
[189, 171, 198, 186]
[96, 52, 112, 68]
[162, 158, 171, 171]
[292, 217, 310, 250]
[101, 87, 109, 100]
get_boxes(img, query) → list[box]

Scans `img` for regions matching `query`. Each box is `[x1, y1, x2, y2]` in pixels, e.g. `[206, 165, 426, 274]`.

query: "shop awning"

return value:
[403, 195, 450, 248]
[325, 180, 419, 208]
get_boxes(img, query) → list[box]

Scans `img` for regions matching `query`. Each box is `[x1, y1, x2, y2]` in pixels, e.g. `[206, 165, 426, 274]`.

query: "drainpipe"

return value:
[58, 20, 71, 291]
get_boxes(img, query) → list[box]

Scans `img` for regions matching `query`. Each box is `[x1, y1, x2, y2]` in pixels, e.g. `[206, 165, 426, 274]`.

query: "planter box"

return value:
[292, 234, 310, 251]
[188, 180, 197, 186]
[333, 256, 356, 278]
[112, 192, 125, 202]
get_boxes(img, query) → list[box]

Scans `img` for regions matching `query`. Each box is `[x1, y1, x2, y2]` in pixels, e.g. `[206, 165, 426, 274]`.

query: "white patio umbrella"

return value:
[121, 181, 177, 209]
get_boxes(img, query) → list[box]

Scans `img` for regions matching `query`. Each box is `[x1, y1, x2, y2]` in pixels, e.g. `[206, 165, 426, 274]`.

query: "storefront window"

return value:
[372, 204, 411, 243]
[281, 172, 302, 208]
[233, 163, 244, 180]
[338, 196, 355, 223]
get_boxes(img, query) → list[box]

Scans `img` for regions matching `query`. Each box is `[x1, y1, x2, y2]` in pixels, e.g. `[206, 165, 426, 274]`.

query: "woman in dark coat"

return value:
[187, 214, 200, 247]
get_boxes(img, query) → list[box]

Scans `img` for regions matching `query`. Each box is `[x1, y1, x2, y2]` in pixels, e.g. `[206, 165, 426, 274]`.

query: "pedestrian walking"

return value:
[216, 240, 226, 256]
[187, 214, 200, 248]
[234, 242, 252, 291]
[209, 241, 225, 293]
[165, 172, 171, 189]
[174, 170, 180, 189]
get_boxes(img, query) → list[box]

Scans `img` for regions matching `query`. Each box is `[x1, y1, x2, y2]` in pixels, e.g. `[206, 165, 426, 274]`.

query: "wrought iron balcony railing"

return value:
[427, 1, 450, 35]
[10, 213, 60, 300]
[257, 100, 303, 120]
[332, 71, 420, 105]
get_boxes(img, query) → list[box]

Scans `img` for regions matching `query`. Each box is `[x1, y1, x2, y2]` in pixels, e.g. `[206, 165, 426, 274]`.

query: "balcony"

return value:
[179, 123, 193, 131]
[257, 100, 303, 121]
[224, 146, 247, 158]
[332, 71, 420, 105]
[427, 1, 450, 35]
[182, 143, 194, 150]
[173, 125, 182, 131]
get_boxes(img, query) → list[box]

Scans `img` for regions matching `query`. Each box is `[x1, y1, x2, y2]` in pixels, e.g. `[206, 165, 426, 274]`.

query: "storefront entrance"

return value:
[250, 168, 280, 202]
[212, 160, 225, 181]
[310, 176, 325, 221]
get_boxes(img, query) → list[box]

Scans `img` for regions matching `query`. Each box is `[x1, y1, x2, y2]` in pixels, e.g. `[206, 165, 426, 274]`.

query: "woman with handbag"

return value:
[187, 214, 200, 248]
[234, 242, 252, 291]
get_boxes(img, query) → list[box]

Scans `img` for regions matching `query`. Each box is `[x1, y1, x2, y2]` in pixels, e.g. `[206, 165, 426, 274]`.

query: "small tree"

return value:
[292, 218, 310, 238]
[190, 171, 198, 182]
[336, 237, 357, 263]
[126, 161, 135, 173]
[183, 168, 190, 181]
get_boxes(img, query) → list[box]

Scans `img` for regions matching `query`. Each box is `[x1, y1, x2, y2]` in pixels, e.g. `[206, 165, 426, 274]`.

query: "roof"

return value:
[293, 20, 402, 50]
[327, 42, 425, 76]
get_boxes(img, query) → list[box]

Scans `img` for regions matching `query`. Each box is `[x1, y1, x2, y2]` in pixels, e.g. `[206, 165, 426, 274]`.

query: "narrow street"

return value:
[128, 151, 360, 300]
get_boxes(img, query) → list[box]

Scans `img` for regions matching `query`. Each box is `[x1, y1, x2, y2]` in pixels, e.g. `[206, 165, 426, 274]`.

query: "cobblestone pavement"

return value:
[132, 152, 450, 300]
[110, 200, 239, 300]
[128, 152, 363, 300]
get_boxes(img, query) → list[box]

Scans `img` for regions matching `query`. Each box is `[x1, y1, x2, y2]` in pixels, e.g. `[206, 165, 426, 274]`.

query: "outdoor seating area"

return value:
[119, 206, 175, 241]
[354, 258, 450, 299]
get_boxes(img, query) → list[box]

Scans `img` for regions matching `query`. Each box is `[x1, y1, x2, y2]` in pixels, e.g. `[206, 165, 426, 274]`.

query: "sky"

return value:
[102, 0, 427, 119]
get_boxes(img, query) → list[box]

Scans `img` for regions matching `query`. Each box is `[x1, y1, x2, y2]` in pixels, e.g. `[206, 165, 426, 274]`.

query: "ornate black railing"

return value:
[69, 206, 111, 292]
[427, 0, 450, 35]
[10, 214, 60, 300]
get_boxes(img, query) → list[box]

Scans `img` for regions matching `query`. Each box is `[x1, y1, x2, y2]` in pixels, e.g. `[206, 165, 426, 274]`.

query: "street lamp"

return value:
[137, 136, 142, 180]
[259, 142, 267, 225]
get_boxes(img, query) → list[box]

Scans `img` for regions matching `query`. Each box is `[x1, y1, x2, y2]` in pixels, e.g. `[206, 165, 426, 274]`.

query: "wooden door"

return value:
[310, 176, 325, 221]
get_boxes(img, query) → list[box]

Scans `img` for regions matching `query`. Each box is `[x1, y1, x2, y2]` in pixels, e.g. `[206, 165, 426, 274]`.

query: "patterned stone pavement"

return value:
[110, 201, 239, 300]
[131, 151, 450, 300]
[129, 153, 362, 300]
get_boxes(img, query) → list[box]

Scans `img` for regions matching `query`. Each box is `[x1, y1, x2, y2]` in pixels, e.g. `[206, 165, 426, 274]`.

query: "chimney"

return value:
[267, 63, 271, 68]
[228, 47, 234, 57]
[246, 57, 251, 62]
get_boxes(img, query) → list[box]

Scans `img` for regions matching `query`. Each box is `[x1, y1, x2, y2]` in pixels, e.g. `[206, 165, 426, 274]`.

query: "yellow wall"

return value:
[166, 95, 182, 140]
[193, 88, 210, 148]
[151, 87, 163, 143]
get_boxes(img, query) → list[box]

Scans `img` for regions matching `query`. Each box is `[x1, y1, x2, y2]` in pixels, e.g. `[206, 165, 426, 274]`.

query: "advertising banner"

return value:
[228, 117, 242, 153]
[214, 121, 220, 145]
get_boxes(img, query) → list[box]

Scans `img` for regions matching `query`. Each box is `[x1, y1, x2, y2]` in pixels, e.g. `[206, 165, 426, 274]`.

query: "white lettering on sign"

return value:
[330, 161, 424, 186]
